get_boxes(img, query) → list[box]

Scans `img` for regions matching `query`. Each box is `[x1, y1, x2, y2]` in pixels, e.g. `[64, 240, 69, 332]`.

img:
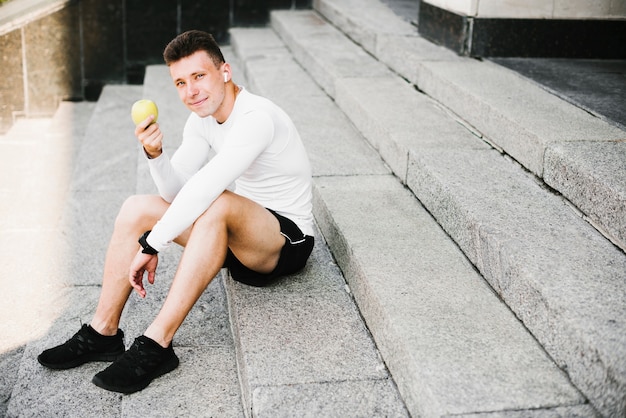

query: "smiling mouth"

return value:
[191, 98, 207, 106]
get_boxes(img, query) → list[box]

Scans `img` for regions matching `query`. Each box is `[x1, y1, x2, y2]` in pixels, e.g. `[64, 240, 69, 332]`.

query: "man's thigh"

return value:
[225, 209, 314, 287]
[197, 191, 285, 274]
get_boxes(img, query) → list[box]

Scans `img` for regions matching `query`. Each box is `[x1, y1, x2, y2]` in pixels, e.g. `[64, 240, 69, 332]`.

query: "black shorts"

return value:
[223, 209, 314, 287]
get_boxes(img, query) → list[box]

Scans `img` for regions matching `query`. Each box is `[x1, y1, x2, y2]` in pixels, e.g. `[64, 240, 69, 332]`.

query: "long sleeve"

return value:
[147, 114, 212, 203]
[146, 110, 274, 252]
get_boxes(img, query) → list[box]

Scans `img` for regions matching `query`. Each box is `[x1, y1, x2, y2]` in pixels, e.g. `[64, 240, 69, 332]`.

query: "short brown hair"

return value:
[163, 30, 225, 67]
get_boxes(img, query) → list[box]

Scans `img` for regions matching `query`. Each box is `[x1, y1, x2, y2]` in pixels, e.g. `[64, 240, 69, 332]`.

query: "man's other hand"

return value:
[129, 251, 159, 298]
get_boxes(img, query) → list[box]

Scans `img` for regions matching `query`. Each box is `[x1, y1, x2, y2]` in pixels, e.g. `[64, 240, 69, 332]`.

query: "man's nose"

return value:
[187, 82, 198, 97]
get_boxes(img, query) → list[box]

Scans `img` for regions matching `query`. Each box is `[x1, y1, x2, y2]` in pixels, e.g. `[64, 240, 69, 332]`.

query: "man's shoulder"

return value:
[238, 88, 279, 111]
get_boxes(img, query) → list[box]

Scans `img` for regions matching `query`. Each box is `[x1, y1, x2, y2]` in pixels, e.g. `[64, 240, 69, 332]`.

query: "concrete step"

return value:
[0, 101, 95, 417]
[230, 26, 599, 417]
[219, 48, 407, 417]
[0, 99, 96, 251]
[226, 226, 409, 417]
[313, 0, 626, 252]
[4, 88, 135, 417]
[266, 6, 626, 417]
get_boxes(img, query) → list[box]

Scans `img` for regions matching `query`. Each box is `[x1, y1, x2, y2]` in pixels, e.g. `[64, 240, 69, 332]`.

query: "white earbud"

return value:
[224, 73, 228, 83]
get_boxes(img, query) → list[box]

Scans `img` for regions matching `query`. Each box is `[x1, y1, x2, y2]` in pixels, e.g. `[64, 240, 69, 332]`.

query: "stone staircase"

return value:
[1, 59, 406, 417]
[228, 0, 625, 416]
[1, 0, 625, 417]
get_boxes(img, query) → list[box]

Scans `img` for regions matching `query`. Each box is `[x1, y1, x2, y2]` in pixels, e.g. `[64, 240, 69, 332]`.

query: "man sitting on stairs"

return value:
[37, 30, 315, 394]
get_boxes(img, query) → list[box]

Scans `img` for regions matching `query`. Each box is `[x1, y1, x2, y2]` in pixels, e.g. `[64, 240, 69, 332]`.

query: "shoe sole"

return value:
[37, 349, 126, 370]
[91, 355, 180, 394]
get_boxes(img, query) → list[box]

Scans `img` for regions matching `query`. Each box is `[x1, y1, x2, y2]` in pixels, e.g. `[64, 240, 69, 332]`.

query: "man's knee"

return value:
[115, 195, 165, 229]
[192, 191, 242, 231]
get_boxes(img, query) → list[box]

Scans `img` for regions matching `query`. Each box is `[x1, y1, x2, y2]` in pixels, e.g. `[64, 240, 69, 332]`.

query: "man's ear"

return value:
[221, 62, 232, 83]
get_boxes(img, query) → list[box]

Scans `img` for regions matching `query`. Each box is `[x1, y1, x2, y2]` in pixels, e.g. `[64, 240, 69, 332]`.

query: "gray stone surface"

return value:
[493, 58, 626, 130]
[313, 175, 586, 417]
[70, 85, 141, 193]
[406, 147, 626, 417]
[0, 130, 122, 414]
[12, 319, 237, 418]
[375, 32, 462, 84]
[252, 379, 408, 418]
[380, 0, 420, 24]
[313, 0, 414, 53]
[6, 287, 122, 418]
[59, 189, 126, 286]
[457, 404, 599, 418]
[416, 59, 626, 177]
[0, 102, 95, 351]
[121, 269, 233, 349]
[314, 0, 462, 97]
[231, 23, 602, 417]
[9, 344, 123, 418]
[312, 0, 626, 272]
[0, 118, 61, 230]
[334, 76, 489, 182]
[271, 5, 626, 415]
[0, 347, 24, 417]
[121, 345, 243, 418]
[271, 10, 391, 97]
[229, 29, 388, 177]
[230, 27, 290, 62]
[286, 94, 389, 177]
[544, 140, 626, 249]
[225, 231, 407, 417]
[228, 34, 408, 415]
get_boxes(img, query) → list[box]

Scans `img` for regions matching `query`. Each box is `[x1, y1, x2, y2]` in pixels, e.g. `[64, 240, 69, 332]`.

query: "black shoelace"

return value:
[110, 338, 167, 378]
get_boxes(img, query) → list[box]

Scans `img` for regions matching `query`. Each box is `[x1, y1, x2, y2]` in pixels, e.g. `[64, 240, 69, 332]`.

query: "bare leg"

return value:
[90, 195, 174, 336]
[144, 191, 285, 347]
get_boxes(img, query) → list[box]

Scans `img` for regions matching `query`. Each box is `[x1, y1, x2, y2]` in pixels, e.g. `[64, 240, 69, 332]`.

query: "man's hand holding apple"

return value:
[132, 99, 162, 159]
[135, 116, 163, 159]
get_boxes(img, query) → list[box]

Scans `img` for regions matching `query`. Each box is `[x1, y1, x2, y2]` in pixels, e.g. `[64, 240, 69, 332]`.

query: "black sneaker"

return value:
[38, 324, 125, 370]
[91, 335, 179, 394]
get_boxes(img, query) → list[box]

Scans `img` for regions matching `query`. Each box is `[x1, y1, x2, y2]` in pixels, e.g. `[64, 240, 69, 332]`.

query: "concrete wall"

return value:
[0, 0, 310, 133]
[418, 0, 626, 58]
[424, 0, 626, 19]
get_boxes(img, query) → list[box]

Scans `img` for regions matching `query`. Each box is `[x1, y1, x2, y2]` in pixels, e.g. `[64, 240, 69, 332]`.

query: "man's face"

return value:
[169, 50, 226, 119]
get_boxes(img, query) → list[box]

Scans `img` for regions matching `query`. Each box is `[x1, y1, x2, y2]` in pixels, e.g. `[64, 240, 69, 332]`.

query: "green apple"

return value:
[131, 99, 159, 126]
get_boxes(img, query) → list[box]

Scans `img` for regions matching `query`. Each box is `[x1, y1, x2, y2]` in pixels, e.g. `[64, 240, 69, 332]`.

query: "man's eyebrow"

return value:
[173, 69, 206, 83]
[182, 70, 204, 79]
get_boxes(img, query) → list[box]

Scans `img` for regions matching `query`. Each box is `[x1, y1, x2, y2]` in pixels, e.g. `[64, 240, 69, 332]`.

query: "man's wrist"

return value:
[138, 231, 158, 254]
[143, 147, 162, 159]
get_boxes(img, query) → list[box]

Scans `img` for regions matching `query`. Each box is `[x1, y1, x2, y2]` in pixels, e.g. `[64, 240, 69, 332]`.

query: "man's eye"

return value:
[176, 81, 185, 87]
[196, 74, 204, 79]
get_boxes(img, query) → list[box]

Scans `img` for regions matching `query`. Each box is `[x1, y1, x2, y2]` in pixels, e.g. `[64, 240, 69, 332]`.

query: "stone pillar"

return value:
[418, 0, 626, 58]
[0, 28, 23, 131]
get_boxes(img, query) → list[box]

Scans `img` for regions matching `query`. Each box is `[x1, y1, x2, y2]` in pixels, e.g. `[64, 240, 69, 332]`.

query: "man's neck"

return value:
[214, 83, 239, 124]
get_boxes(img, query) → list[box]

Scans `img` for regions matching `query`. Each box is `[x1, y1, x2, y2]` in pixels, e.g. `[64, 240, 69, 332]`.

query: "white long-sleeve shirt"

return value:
[145, 87, 314, 252]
